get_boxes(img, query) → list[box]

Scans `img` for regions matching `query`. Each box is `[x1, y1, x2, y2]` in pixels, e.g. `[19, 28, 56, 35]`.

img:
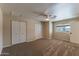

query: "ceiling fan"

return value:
[32, 11, 57, 21]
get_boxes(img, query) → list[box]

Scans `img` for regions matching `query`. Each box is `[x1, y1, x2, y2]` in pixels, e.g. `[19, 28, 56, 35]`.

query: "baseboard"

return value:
[3, 45, 11, 48]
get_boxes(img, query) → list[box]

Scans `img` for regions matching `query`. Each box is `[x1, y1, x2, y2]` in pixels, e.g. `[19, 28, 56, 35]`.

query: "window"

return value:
[64, 25, 70, 32]
[56, 24, 70, 32]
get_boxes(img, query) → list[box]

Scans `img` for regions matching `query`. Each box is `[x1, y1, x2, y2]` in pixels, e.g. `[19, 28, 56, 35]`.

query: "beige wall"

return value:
[70, 20, 79, 44]
[3, 12, 12, 47]
[53, 17, 79, 44]
[0, 8, 3, 54]
[2, 11, 42, 47]
[26, 19, 42, 42]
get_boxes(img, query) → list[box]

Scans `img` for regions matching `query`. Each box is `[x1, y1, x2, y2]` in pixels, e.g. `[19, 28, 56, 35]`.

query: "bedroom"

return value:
[0, 3, 79, 56]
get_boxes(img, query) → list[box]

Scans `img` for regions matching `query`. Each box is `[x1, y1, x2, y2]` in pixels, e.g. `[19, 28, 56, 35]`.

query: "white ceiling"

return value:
[1, 3, 79, 21]
[48, 3, 79, 21]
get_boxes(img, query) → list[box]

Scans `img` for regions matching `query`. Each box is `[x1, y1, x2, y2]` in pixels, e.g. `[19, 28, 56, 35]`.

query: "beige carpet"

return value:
[1, 38, 79, 56]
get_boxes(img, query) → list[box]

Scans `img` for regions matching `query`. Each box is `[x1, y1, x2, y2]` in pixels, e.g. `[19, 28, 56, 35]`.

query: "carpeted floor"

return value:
[1, 38, 79, 56]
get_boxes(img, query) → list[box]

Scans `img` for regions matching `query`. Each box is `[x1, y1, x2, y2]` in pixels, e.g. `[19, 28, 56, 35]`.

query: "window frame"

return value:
[56, 24, 70, 32]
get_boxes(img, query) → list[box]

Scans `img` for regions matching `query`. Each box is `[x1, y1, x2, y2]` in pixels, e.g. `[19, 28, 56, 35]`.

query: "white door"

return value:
[35, 24, 42, 39]
[70, 21, 79, 44]
[12, 21, 26, 45]
[19, 22, 26, 43]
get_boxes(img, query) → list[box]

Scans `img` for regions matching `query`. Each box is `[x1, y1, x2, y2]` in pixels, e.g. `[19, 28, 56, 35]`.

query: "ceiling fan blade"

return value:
[32, 11, 56, 19]
[50, 15, 56, 19]
[32, 11, 47, 17]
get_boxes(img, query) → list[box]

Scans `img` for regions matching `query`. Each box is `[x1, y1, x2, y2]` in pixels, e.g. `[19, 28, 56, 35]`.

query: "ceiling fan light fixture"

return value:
[45, 18, 49, 21]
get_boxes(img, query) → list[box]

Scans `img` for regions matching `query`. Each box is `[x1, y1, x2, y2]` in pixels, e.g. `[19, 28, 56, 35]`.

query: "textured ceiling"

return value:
[47, 3, 79, 21]
[1, 3, 79, 21]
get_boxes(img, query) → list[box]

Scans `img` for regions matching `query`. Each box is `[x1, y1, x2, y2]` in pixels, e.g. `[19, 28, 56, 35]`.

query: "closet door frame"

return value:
[11, 20, 27, 45]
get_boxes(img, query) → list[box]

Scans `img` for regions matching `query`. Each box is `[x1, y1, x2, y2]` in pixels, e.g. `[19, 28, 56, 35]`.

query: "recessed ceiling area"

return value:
[1, 3, 79, 21]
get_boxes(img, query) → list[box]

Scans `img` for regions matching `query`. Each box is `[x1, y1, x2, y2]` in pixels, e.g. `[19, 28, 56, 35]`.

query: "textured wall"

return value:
[26, 19, 42, 42]
[2, 12, 42, 47]
[3, 12, 12, 47]
[54, 18, 79, 44]
[0, 8, 3, 54]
